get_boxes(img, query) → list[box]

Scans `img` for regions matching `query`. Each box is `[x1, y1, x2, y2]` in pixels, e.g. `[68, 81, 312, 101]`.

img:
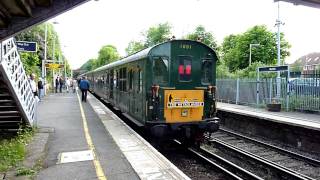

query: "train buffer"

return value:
[34, 92, 190, 180]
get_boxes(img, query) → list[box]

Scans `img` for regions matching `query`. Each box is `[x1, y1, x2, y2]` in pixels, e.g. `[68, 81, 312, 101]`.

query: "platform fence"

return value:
[217, 75, 320, 112]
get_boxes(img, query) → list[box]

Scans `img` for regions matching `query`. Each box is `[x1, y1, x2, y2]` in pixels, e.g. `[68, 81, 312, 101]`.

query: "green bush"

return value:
[0, 128, 34, 172]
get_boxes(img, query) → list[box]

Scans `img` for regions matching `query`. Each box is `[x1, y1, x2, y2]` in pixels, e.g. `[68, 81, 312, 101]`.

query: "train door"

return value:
[109, 69, 114, 100]
[105, 71, 109, 97]
[133, 67, 143, 120]
[128, 69, 135, 114]
[115, 69, 120, 106]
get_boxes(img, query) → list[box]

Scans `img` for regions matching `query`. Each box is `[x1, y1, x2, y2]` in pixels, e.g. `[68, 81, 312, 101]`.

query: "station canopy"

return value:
[0, 0, 90, 41]
[275, 0, 320, 8]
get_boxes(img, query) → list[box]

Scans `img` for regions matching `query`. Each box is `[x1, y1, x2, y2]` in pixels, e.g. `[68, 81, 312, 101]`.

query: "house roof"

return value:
[294, 52, 320, 65]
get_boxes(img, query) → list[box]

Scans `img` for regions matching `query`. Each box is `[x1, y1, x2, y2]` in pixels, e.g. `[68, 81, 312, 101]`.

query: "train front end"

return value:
[147, 40, 219, 143]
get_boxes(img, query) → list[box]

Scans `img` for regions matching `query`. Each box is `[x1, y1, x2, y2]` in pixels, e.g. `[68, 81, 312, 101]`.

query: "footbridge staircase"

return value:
[0, 38, 36, 131]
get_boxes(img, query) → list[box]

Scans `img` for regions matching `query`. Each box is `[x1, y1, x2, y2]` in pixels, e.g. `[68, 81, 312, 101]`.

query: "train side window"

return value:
[129, 70, 133, 90]
[116, 70, 119, 88]
[119, 69, 122, 90]
[153, 57, 169, 85]
[122, 67, 127, 92]
[138, 69, 142, 93]
[106, 72, 109, 86]
[178, 56, 192, 82]
[201, 60, 212, 84]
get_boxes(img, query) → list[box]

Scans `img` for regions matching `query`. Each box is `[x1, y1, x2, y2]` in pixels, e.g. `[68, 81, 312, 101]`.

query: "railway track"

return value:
[204, 128, 320, 180]
[187, 146, 263, 180]
[93, 91, 320, 179]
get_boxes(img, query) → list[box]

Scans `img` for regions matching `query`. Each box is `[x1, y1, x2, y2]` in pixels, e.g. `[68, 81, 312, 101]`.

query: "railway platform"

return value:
[217, 102, 320, 153]
[217, 102, 320, 131]
[35, 92, 189, 180]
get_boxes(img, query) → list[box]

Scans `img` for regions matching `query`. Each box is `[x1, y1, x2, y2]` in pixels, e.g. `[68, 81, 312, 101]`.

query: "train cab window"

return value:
[153, 57, 169, 84]
[178, 56, 192, 82]
[201, 60, 212, 84]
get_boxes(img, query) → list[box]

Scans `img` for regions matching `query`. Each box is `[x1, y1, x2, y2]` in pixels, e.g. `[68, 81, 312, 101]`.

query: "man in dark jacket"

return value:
[38, 78, 44, 100]
[59, 77, 63, 93]
[79, 76, 90, 102]
[55, 76, 59, 93]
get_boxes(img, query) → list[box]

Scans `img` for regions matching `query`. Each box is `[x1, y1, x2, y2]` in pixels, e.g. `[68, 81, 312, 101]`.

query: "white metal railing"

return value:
[217, 77, 320, 112]
[0, 38, 36, 126]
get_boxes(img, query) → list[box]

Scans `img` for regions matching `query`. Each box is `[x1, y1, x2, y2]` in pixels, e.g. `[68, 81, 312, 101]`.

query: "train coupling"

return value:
[201, 117, 220, 133]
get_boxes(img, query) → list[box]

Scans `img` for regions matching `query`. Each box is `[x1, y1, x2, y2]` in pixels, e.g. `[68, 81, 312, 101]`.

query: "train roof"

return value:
[82, 40, 216, 75]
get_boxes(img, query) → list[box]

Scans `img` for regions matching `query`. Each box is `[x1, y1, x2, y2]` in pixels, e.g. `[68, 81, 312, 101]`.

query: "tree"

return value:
[96, 45, 120, 68]
[221, 25, 291, 72]
[185, 25, 218, 51]
[125, 40, 145, 55]
[125, 22, 173, 55]
[80, 45, 120, 72]
[15, 22, 72, 85]
[80, 59, 96, 72]
[290, 60, 303, 73]
[20, 52, 41, 76]
[144, 22, 172, 47]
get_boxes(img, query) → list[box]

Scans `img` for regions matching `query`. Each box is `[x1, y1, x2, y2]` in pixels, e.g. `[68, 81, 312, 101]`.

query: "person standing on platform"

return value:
[30, 73, 38, 97]
[59, 77, 63, 93]
[55, 76, 59, 93]
[38, 78, 44, 100]
[79, 76, 90, 102]
[66, 77, 70, 93]
[72, 78, 77, 93]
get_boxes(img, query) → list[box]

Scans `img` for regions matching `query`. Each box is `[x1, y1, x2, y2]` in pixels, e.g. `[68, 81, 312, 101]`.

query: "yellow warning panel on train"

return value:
[164, 90, 204, 123]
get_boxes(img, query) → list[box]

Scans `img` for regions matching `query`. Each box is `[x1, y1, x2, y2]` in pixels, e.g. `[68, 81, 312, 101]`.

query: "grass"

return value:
[16, 166, 36, 176]
[0, 127, 35, 173]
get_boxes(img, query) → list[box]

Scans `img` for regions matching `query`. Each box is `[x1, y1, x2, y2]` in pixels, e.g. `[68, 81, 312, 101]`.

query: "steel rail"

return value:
[187, 148, 243, 180]
[219, 128, 320, 167]
[211, 138, 315, 180]
[196, 147, 263, 180]
[171, 139, 244, 180]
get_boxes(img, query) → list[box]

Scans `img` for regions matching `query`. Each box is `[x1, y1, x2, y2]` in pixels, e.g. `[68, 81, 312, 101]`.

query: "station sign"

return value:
[16, 41, 37, 52]
[258, 65, 288, 72]
[46, 63, 64, 70]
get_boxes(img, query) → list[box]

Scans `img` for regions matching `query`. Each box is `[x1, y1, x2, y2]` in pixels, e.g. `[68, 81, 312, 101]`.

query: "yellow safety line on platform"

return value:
[76, 91, 107, 180]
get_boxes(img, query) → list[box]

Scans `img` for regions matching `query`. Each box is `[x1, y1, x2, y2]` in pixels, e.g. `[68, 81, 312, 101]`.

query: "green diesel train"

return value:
[83, 40, 219, 143]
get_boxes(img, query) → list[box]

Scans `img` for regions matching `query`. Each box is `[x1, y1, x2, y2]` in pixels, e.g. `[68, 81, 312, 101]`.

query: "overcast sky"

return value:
[51, 0, 320, 69]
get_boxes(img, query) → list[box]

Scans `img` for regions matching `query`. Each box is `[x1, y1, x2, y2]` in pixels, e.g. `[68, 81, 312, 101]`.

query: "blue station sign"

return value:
[16, 41, 37, 52]
[258, 65, 288, 72]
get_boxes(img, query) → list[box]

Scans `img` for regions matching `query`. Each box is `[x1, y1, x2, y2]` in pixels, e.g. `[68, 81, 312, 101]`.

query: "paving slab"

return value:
[35, 92, 139, 180]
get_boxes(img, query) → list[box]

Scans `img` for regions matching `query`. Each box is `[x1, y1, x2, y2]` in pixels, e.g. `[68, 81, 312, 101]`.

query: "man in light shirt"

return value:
[30, 73, 38, 97]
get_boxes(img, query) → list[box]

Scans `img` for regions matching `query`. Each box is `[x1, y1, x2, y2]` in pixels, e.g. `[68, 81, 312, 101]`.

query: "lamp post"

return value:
[42, 23, 48, 95]
[64, 58, 67, 78]
[275, 1, 284, 99]
[249, 43, 260, 66]
[52, 20, 59, 91]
